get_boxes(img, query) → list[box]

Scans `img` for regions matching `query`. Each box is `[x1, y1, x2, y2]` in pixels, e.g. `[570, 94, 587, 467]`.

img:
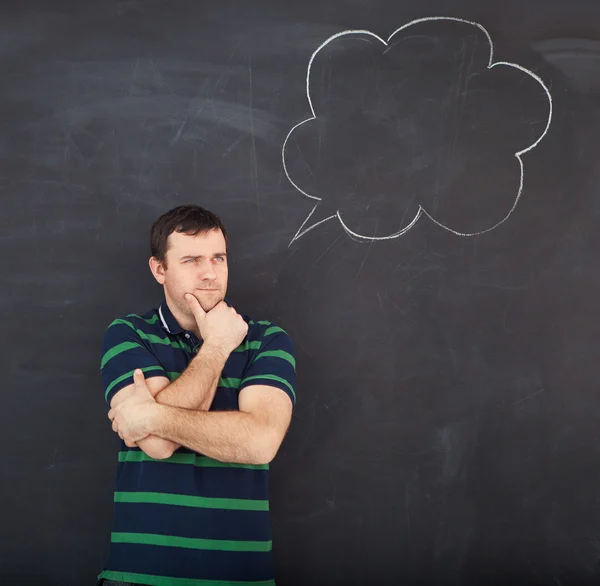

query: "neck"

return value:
[165, 297, 199, 337]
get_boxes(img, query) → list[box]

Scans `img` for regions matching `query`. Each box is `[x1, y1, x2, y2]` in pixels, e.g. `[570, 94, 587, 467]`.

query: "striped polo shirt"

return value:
[98, 299, 296, 586]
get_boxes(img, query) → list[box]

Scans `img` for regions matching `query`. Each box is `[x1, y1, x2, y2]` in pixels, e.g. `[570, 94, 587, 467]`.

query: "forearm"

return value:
[149, 405, 276, 465]
[154, 343, 228, 410]
[136, 344, 228, 458]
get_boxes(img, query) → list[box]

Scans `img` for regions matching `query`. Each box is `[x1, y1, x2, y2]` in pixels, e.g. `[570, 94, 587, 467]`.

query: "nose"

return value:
[197, 259, 217, 281]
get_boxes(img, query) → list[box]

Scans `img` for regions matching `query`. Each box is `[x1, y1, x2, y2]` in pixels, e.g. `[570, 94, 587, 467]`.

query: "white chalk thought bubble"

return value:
[282, 17, 553, 245]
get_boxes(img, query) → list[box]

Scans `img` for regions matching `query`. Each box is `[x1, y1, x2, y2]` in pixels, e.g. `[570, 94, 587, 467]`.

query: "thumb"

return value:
[133, 369, 146, 387]
[185, 293, 206, 320]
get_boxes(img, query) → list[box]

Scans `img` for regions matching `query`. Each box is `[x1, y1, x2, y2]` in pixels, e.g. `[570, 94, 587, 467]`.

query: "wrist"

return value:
[146, 402, 168, 436]
[198, 341, 230, 363]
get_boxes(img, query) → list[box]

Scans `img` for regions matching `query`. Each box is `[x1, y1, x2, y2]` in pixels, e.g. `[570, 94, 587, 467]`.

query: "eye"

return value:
[213, 256, 225, 263]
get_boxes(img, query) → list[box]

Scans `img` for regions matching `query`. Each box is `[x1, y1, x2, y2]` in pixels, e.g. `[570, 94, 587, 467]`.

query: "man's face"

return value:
[159, 229, 228, 315]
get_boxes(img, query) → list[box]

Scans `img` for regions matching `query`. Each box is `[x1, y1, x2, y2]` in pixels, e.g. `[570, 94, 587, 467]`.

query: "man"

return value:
[98, 204, 296, 586]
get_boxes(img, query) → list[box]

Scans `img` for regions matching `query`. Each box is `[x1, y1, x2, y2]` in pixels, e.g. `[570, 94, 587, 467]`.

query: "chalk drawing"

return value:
[282, 17, 553, 245]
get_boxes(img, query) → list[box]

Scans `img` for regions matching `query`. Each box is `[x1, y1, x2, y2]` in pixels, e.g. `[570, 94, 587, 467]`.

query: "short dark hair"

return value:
[150, 204, 228, 265]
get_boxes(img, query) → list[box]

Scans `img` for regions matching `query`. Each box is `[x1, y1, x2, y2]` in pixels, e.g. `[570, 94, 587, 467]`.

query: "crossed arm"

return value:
[108, 345, 293, 465]
[109, 342, 229, 459]
[104, 296, 294, 465]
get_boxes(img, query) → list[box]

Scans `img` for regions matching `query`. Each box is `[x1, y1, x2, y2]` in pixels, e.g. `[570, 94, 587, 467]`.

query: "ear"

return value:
[149, 256, 166, 285]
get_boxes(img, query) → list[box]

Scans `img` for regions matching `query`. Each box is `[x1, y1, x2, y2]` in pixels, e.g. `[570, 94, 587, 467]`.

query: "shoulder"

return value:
[238, 315, 297, 405]
[242, 314, 289, 336]
[242, 314, 294, 351]
[102, 307, 161, 344]
[106, 307, 159, 329]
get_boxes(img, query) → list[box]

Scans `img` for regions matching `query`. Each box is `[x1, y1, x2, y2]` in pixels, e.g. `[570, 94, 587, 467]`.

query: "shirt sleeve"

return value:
[100, 318, 169, 405]
[239, 326, 297, 407]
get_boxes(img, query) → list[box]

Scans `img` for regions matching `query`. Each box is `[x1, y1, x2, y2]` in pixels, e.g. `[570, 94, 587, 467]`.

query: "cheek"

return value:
[164, 268, 191, 292]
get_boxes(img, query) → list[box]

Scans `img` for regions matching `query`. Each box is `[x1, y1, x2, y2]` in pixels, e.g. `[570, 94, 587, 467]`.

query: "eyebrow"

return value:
[180, 252, 227, 260]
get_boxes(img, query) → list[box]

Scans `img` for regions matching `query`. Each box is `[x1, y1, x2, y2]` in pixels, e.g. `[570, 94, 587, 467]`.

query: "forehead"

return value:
[166, 229, 226, 256]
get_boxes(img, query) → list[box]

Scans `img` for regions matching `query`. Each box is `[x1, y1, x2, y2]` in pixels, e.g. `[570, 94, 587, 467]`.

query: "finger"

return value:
[133, 369, 147, 388]
[112, 420, 118, 433]
[185, 292, 206, 321]
[209, 300, 229, 314]
[125, 438, 137, 448]
[107, 409, 114, 421]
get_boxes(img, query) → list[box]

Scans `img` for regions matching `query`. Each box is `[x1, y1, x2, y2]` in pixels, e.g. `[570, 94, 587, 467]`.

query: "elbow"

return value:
[251, 433, 281, 465]
[143, 444, 175, 461]
[249, 453, 273, 466]
[154, 445, 176, 460]
[251, 451, 274, 466]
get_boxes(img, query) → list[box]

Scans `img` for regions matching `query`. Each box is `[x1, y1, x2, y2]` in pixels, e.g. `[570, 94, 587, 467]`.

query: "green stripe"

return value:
[109, 318, 142, 332]
[219, 377, 241, 389]
[111, 532, 272, 552]
[105, 366, 165, 400]
[108, 319, 192, 352]
[241, 374, 296, 401]
[143, 331, 192, 352]
[167, 371, 181, 382]
[118, 450, 268, 470]
[126, 313, 159, 325]
[114, 491, 268, 511]
[100, 570, 275, 586]
[264, 326, 285, 336]
[254, 349, 296, 369]
[233, 340, 262, 352]
[100, 341, 144, 369]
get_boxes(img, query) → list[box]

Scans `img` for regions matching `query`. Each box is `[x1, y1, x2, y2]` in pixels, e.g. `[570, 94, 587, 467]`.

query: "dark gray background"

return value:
[2, 1, 600, 584]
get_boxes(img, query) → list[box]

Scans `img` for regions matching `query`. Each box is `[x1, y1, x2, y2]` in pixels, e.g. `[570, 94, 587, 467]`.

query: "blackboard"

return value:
[3, 1, 600, 584]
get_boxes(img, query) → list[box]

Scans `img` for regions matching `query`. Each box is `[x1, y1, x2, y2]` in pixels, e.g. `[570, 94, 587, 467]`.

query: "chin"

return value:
[200, 296, 224, 312]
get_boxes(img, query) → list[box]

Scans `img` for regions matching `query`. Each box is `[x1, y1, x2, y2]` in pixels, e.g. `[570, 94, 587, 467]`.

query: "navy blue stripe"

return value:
[211, 387, 240, 411]
[105, 543, 274, 582]
[116, 461, 269, 501]
[216, 350, 251, 373]
[112, 502, 271, 541]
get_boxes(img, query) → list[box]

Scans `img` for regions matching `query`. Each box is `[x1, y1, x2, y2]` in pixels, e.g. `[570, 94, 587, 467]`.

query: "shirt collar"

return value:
[158, 297, 235, 336]
[158, 301, 185, 335]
